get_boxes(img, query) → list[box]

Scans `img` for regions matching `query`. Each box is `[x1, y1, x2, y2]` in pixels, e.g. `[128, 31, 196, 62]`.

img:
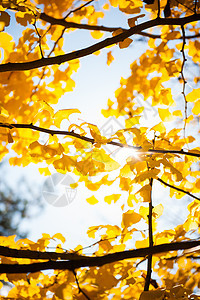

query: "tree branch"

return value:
[1, 14, 200, 72]
[40, 12, 200, 40]
[144, 177, 154, 291]
[40, 12, 119, 32]
[0, 240, 199, 274]
[157, 178, 200, 201]
[0, 122, 200, 158]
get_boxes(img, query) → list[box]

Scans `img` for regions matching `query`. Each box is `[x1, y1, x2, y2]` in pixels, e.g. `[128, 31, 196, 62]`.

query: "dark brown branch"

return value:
[40, 12, 200, 39]
[180, 25, 188, 140]
[0, 122, 200, 158]
[73, 270, 91, 300]
[0, 245, 83, 260]
[1, 14, 200, 72]
[0, 240, 199, 274]
[144, 177, 154, 291]
[157, 178, 200, 201]
[40, 12, 119, 32]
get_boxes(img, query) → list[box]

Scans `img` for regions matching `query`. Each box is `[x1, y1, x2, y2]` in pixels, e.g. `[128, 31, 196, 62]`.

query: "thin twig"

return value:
[194, 0, 197, 13]
[180, 25, 188, 143]
[33, 18, 44, 58]
[0, 122, 200, 158]
[30, 27, 66, 98]
[157, 178, 200, 201]
[64, 0, 95, 19]
[73, 270, 91, 300]
[175, 0, 194, 13]
[144, 136, 155, 291]
[157, 0, 161, 18]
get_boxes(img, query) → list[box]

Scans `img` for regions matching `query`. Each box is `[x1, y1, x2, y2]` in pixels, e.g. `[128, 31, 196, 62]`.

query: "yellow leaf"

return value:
[15, 11, 34, 26]
[127, 194, 136, 207]
[54, 109, 80, 128]
[104, 194, 121, 204]
[187, 89, 200, 102]
[158, 108, 174, 122]
[90, 31, 104, 39]
[192, 100, 200, 115]
[125, 116, 140, 127]
[139, 289, 165, 300]
[122, 210, 142, 228]
[152, 204, 164, 219]
[103, 3, 109, 9]
[107, 51, 114, 66]
[7, 132, 13, 143]
[128, 14, 145, 27]
[0, 32, 14, 53]
[112, 28, 124, 37]
[55, 283, 71, 299]
[86, 195, 98, 205]
[119, 38, 133, 49]
[152, 122, 166, 133]
[0, 11, 10, 31]
[136, 185, 151, 202]
[52, 233, 66, 243]
[53, 155, 75, 173]
[38, 167, 51, 176]
[173, 110, 183, 117]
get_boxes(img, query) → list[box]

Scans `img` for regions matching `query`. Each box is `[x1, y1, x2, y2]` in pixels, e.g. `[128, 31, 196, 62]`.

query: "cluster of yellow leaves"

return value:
[0, 0, 200, 299]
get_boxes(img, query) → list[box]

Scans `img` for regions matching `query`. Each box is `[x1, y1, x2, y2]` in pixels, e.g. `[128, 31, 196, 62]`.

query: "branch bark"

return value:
[157, 178, 200, 201]
[0, 14, 200, 72]
[0, 240, 199, 274]
[0, 122, 200, 158]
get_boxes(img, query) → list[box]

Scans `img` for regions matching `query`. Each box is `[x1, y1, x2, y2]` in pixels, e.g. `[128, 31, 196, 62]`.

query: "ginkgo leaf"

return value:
[152, 204, 164, 219]
[7, 132, 13, 143]
[192, 100, 200, 115]
[91, 31, 104, 39]
[128, 14, 145, 27]
[139, 289, 165, 300]
[136, 184, 151, 202]
[52, 233, 66, 243]
[125, 116, 140, 128]
[107, 51, 114, 66]
[158, 108, 174, 122]
[86, 195, 98, 205]
[0, 11, 10, 31]
[112, 28, 124, 37]
[104, 194, 121, 204]
[186, 89, 200, 102]
[122, 210, 142, 228]
[119, 38, 133, 49]
[54, 109, 80, 128]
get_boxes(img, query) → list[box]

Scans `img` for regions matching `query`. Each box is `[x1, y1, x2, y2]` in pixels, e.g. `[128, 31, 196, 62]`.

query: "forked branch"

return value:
[0, 14, 200, 72]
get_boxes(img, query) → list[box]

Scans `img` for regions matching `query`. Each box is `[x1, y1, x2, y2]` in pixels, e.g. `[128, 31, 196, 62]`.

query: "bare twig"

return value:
[144, 137, 155, 291]
[33, 18, 44, 58]
[30, 27, 66, 98]
[64, 0, 95, 19]
[1, 14, 200, 72]
[175, 0, 194, 13]
[180, 25, 188, 142]
[157, 178, 200, 201]
[144, 178, 154, 291]
[194, 0, 198, 13]
[73, 270, 91, 300]
[157, 0, 161, 18]
[0, 122, 200, 158]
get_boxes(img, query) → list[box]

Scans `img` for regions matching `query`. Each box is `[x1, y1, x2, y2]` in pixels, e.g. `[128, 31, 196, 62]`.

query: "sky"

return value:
[1, 3, 191, 252]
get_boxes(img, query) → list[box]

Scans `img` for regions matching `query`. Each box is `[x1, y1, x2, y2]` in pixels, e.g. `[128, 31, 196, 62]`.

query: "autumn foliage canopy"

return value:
[0, 0, 200, 299]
